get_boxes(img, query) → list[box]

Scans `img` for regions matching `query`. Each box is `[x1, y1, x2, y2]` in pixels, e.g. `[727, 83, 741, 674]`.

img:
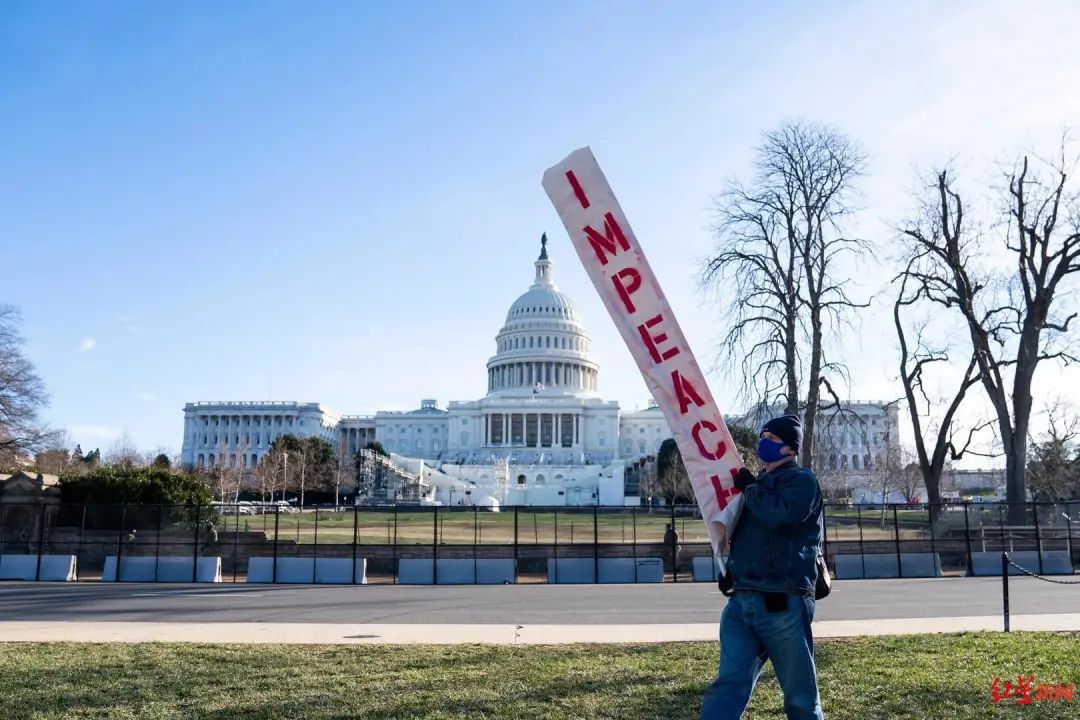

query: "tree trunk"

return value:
[800, 316, 824, 469]
[784, 316, 799, 415]
[1006, 320, 1040, 523]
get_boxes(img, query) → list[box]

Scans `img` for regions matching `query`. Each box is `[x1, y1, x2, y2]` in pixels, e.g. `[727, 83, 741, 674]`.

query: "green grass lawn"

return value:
[2, 633, 1077, 719]
[221, 508, 714, 545]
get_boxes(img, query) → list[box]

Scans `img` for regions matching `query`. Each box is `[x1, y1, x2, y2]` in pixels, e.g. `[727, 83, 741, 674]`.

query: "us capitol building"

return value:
[180, 238, 672, 507]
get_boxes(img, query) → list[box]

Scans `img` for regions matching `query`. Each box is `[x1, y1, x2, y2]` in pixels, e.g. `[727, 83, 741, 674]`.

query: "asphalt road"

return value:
[1, 577, 1077, 625]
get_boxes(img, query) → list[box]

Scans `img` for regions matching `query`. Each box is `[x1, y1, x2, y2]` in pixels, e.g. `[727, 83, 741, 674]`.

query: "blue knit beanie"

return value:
[761, 414, 803, 454]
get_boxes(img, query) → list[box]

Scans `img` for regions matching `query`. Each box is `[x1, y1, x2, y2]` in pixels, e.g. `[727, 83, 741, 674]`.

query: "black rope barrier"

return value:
[1001, 551, 1080, 634]
[1005, 555, 1080, 585]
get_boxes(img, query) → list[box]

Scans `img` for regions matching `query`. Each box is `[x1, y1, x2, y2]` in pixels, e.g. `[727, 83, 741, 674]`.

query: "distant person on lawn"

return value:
[664, 523, 681, 568]
[700, 414, 825, 720]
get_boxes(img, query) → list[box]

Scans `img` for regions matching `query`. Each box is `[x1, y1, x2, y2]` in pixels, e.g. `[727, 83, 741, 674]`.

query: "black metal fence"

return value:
[0, 501, 1077, 583]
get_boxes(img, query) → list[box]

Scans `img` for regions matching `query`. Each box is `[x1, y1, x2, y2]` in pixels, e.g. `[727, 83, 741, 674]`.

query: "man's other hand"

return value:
[733, 467, 756, 492]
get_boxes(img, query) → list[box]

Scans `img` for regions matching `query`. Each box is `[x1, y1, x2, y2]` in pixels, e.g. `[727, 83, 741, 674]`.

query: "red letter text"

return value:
[672, 369, 706, 415]
[637, 314, 680, 365]
[692, 420, 728, 461]
[583, 212, 630, 266]
[611, 267, 642, 314]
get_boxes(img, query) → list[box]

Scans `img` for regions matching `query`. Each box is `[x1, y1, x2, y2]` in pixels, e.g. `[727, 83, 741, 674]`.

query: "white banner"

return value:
[542, 147, 743, 554]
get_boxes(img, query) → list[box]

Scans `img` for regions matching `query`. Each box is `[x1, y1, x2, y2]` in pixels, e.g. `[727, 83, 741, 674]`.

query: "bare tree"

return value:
[289, 437, 333, 509]
[34, 431, 72, 475]
[701, 121, 868, 467]
[893, 267, 996, 512]
[897, 151, 1080, 521]
[656, 438, 693, 504]
[256, 444, 289, 502]
[895, 460, 925, 505]
[106, 429, 142, 470]
[0, 306, 55, 467]
[872, 410, 908, 511]
[211, 437, 248, 503]
[1027, 399, 1080, 502]
[334, 435, 355, 509]
[143, 446, 174, 468]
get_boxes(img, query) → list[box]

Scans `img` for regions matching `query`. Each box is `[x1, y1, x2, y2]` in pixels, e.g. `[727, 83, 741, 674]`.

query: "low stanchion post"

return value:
[433, 505, 439, 585]
[513, 506, 519, 583]
[1002, 551, 1011, 633]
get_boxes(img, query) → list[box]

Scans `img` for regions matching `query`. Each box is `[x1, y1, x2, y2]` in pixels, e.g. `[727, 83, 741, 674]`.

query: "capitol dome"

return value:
[486, 235, 599, 398]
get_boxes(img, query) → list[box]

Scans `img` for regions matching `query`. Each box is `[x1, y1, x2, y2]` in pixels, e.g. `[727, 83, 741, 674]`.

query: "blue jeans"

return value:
[700, 590, 823, 720]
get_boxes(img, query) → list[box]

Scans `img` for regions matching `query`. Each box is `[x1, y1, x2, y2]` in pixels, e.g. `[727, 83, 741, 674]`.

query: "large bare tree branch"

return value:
[895, 145, 1080, 520]
[0, 306, 57, 466]
[701, 121, 867, 465]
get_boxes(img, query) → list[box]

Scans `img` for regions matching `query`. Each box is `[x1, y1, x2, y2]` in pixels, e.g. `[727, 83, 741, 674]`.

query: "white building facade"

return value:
[180, 239, 673, 505]
[180, 401, 340, 469]
[181, 239, 891, 505]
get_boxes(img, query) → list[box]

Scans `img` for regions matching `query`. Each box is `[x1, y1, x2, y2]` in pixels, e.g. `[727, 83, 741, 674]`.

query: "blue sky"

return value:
[3, 1, 1079, 458]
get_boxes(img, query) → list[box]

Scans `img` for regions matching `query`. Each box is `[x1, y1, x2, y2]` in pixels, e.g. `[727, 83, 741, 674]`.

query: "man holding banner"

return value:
[543, 148, 824, 720]
[702, 414, 825, 720]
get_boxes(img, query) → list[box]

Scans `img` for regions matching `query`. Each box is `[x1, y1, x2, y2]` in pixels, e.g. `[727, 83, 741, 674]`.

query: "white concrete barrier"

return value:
[246, 557, 367, 584]
[547, 558, 594, 583]
[0, 554, 77, 581]
[102, 556, 222, 582]
[397, 559, 515, 585]
[315, 558, 368, 584]
[834, 553, 944, 579]
[692, 556, 721, 582]
[547, 557, 665, 584]
[970, 551, 1074, 576]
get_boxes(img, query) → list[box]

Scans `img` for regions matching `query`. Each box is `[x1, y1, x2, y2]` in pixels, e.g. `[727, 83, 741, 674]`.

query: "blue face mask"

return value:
[756, 437, 787, 463]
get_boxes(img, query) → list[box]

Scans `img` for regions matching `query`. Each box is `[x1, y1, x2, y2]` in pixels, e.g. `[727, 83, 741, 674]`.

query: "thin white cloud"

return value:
[77, 338, 96, 353]
[119, 312, 146, 336]
[137, 392, 155, 402]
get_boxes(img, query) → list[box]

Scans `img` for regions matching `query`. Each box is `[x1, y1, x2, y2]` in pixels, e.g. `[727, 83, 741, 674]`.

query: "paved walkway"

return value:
[2, 614, 1079, 644]
[1, 576, 1077, 624]
[1, 576, 1077, 644]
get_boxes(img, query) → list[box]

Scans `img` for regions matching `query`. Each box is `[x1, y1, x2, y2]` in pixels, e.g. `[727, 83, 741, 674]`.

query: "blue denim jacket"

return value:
[726, 460, 823, 596]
